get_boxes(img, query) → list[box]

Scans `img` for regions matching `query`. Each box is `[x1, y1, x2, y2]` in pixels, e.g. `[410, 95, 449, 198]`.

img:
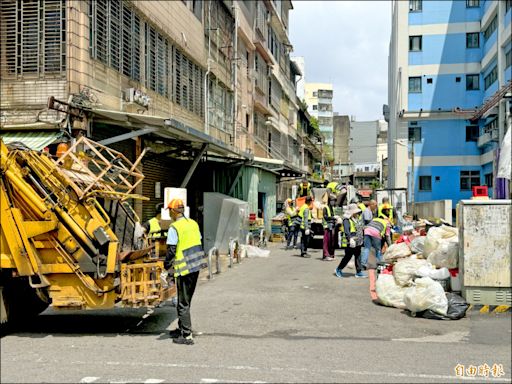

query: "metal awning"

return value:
[0, 130, 64, 150]
[90, 108, 253, 161]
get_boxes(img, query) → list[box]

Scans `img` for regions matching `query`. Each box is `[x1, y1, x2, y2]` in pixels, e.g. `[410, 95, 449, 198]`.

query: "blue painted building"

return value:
[388, 0, 512, 215]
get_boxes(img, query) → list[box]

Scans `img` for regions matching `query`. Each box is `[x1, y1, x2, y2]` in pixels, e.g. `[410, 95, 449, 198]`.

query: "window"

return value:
[313, 91, 318, 97]
[435, 176, 441, 181]
[409, 0, 422, 12]
[312, 105, 318, 110]
[409, 36, 422, 51]
[408, 126, 421, 142]
[505, 49, 511, 69]
[466, 0, 479, 7]
[192, 0, 202, 20]
[466, 33, 479, 48]
[455, 77, 461, 82]
[466, 126, 479, 142]
[409, 77, 422, 93]
[1, 0, 66, 78]
[483, 15, 497, 40]
[506, 0, 512, 13]
[466, 74, 480, 90]
[484, 66, 498, 90]
[484, 118, 497, 134]
[484, 173, 493, 188]
[460, 171, 480, 190]
[419, 176, 432, 191]
[427, 78, 433, 84]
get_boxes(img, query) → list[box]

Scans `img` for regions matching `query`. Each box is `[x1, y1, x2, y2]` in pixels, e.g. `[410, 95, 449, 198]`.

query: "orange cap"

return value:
[381, 203, 391, 210]
[168, 198, 184, 210]
[56, 142, 69, 157]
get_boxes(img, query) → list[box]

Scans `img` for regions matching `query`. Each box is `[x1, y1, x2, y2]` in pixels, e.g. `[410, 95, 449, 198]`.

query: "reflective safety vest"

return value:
[365, 217, 388, 238]
[326, 182, 339, 193]
[358, 203, 366, 213]
[322, 205, 333, 229]
[339, 217, 357, 248]
[148, 217, 164, 239]
[378, 204, 394, 225]
[298, 182, 311, 197]
[170, 218, 206, 278]
[285, 206, 298, 226]
[298, 204, 312, 230]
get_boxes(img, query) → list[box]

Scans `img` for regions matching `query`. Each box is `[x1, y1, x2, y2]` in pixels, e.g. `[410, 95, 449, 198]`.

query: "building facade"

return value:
[388, 0, 512, 212]
[304, 82, 334, 145]
[332, 114, 351, 181]
[0, 0, 322, 235]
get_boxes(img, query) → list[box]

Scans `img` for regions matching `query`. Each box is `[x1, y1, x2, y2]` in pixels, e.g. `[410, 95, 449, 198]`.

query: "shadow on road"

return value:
[0, 304, 177, 338]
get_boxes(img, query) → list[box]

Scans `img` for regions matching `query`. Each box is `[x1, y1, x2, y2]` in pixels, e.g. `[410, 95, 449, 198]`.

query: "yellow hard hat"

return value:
[168, 198, 184, 211]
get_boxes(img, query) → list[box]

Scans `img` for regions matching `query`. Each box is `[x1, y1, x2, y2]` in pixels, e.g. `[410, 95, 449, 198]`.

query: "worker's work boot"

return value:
[173, 333, 194, 345]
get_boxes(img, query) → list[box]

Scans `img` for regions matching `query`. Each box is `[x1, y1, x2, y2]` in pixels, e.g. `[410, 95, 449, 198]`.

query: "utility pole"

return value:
[410, 137, 415, 216]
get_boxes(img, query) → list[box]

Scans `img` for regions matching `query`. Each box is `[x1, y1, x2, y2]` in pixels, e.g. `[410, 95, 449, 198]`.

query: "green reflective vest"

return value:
[298, 204, 312, 230]
[298, 182, 311, 197]
[148, 217, 162, 239]
[322, 205, 333, 229]
[285, 206, 297, 226]
[366, 217, 388, 237]
[339, 218, 357, 248]
[326, 182, 338, 193]
[170, 218, 206, 278]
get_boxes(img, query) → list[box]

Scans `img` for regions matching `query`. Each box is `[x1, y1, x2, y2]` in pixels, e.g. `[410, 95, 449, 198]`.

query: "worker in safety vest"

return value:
[378, 198, 394, 225]
[360, 215, 392, 270]
[284, 198, 299, 249]
[322, 193, 338, 261]
[297, 196, 313, 258]
[297, 179, 313, 198]
[325, 180, 340, 194]
[165, 198, 207, 345]
[143, 203, 167, 239]
[335, 203, 365, 278]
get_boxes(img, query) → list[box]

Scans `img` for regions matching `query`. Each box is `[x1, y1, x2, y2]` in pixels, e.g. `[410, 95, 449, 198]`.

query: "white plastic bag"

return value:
[423, 226, 458, 257]
[416, 265, 450, 280]
[427, 241, 459, 269]
[410, 236, 425, 254]
[393, 256, 429, 287]
[383, 242, 412, 262]
[375, 274, 408, 309]
[243, 245, 270, 258]
[404, 277, 448, 315]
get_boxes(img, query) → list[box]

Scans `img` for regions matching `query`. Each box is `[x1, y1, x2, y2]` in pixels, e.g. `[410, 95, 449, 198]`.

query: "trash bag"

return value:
[393, 256, 429, 287]
[375, 274, 408, 309]
[423, 226, 458, 256]
[427, 241, 459, 269]
[415, 293, 469, 320]
[243, 245, 270, 258]
[404, 277, 448, 316]
[383, 242, 412, 262]
[416, 265, 450, 280]
[410, 236, 426, 254]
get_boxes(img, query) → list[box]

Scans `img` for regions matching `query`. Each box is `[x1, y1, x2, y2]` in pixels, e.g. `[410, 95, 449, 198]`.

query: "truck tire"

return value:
[0, 277, 49, 325]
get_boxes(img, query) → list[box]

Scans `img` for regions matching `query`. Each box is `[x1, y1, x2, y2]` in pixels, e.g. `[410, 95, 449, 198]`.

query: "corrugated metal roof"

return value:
[0, 130, 63, 150]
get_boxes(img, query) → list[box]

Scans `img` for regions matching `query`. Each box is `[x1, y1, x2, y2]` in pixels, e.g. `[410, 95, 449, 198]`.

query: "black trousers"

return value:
[336, 245, 362, 274]
[300, 228, 310, 255]
[176, 271, 199, 336]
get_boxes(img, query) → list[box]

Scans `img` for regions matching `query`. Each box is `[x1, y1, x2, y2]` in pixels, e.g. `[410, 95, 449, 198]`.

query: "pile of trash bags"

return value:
[376, 224, 469, 320]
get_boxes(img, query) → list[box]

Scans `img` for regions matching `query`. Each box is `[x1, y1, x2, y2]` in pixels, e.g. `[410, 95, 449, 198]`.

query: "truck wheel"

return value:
[0, 277, 49, 325]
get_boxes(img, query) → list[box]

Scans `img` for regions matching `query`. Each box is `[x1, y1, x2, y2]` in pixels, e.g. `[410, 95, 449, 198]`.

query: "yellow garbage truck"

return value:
[0, 135, 173, 324]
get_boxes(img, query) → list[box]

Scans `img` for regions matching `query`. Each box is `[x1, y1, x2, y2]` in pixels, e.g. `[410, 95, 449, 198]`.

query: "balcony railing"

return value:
[477, 129, 499, 147]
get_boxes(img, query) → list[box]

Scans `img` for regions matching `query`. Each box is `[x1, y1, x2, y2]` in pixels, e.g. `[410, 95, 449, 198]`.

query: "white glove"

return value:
[305, 229, 311, 236]
[349, 238, 356, 248]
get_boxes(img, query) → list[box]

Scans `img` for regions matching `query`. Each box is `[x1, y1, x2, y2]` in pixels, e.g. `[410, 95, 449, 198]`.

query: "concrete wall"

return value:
[349, 120, 378, 164]
[413, 199, 453, 222]
[333, 115, 350, 165]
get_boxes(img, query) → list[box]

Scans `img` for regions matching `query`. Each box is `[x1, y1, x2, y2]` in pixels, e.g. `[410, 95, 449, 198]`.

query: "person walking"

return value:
[298, 196, 313, 258]
[321, 194, 337, 261]
[334, 203, 365, 278]
[284, 198, 299, 249]
[360, 215, 392, 270]
[165, 198, 207, 345]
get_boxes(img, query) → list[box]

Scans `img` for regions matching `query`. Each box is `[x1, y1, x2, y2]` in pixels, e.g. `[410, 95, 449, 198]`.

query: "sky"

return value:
[289, 1, 392, 122]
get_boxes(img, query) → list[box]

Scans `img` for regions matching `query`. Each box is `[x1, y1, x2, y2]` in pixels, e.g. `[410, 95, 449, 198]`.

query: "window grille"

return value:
[109, 0, 122, 72]
[484, 66, 497, 90]
[1, 0, 66, 78]
[483, 15, 497, 40]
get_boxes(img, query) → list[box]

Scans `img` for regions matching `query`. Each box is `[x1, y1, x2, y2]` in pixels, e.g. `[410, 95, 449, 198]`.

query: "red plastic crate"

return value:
[472, 186, 488, 197]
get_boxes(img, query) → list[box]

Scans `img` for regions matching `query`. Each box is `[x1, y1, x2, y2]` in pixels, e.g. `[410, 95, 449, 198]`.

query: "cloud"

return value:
[289, 1, 391, 121]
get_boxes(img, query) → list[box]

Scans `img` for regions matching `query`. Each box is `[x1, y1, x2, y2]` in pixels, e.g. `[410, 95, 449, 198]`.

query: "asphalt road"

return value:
[1, 243, 511, 383]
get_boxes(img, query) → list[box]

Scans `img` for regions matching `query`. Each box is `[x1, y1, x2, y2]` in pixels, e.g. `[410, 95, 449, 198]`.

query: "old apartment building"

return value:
[0, 0, 321, 234]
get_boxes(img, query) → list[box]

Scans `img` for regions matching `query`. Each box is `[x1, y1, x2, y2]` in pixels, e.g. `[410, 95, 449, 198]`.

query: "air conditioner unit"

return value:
[123, 88, 150, 108]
